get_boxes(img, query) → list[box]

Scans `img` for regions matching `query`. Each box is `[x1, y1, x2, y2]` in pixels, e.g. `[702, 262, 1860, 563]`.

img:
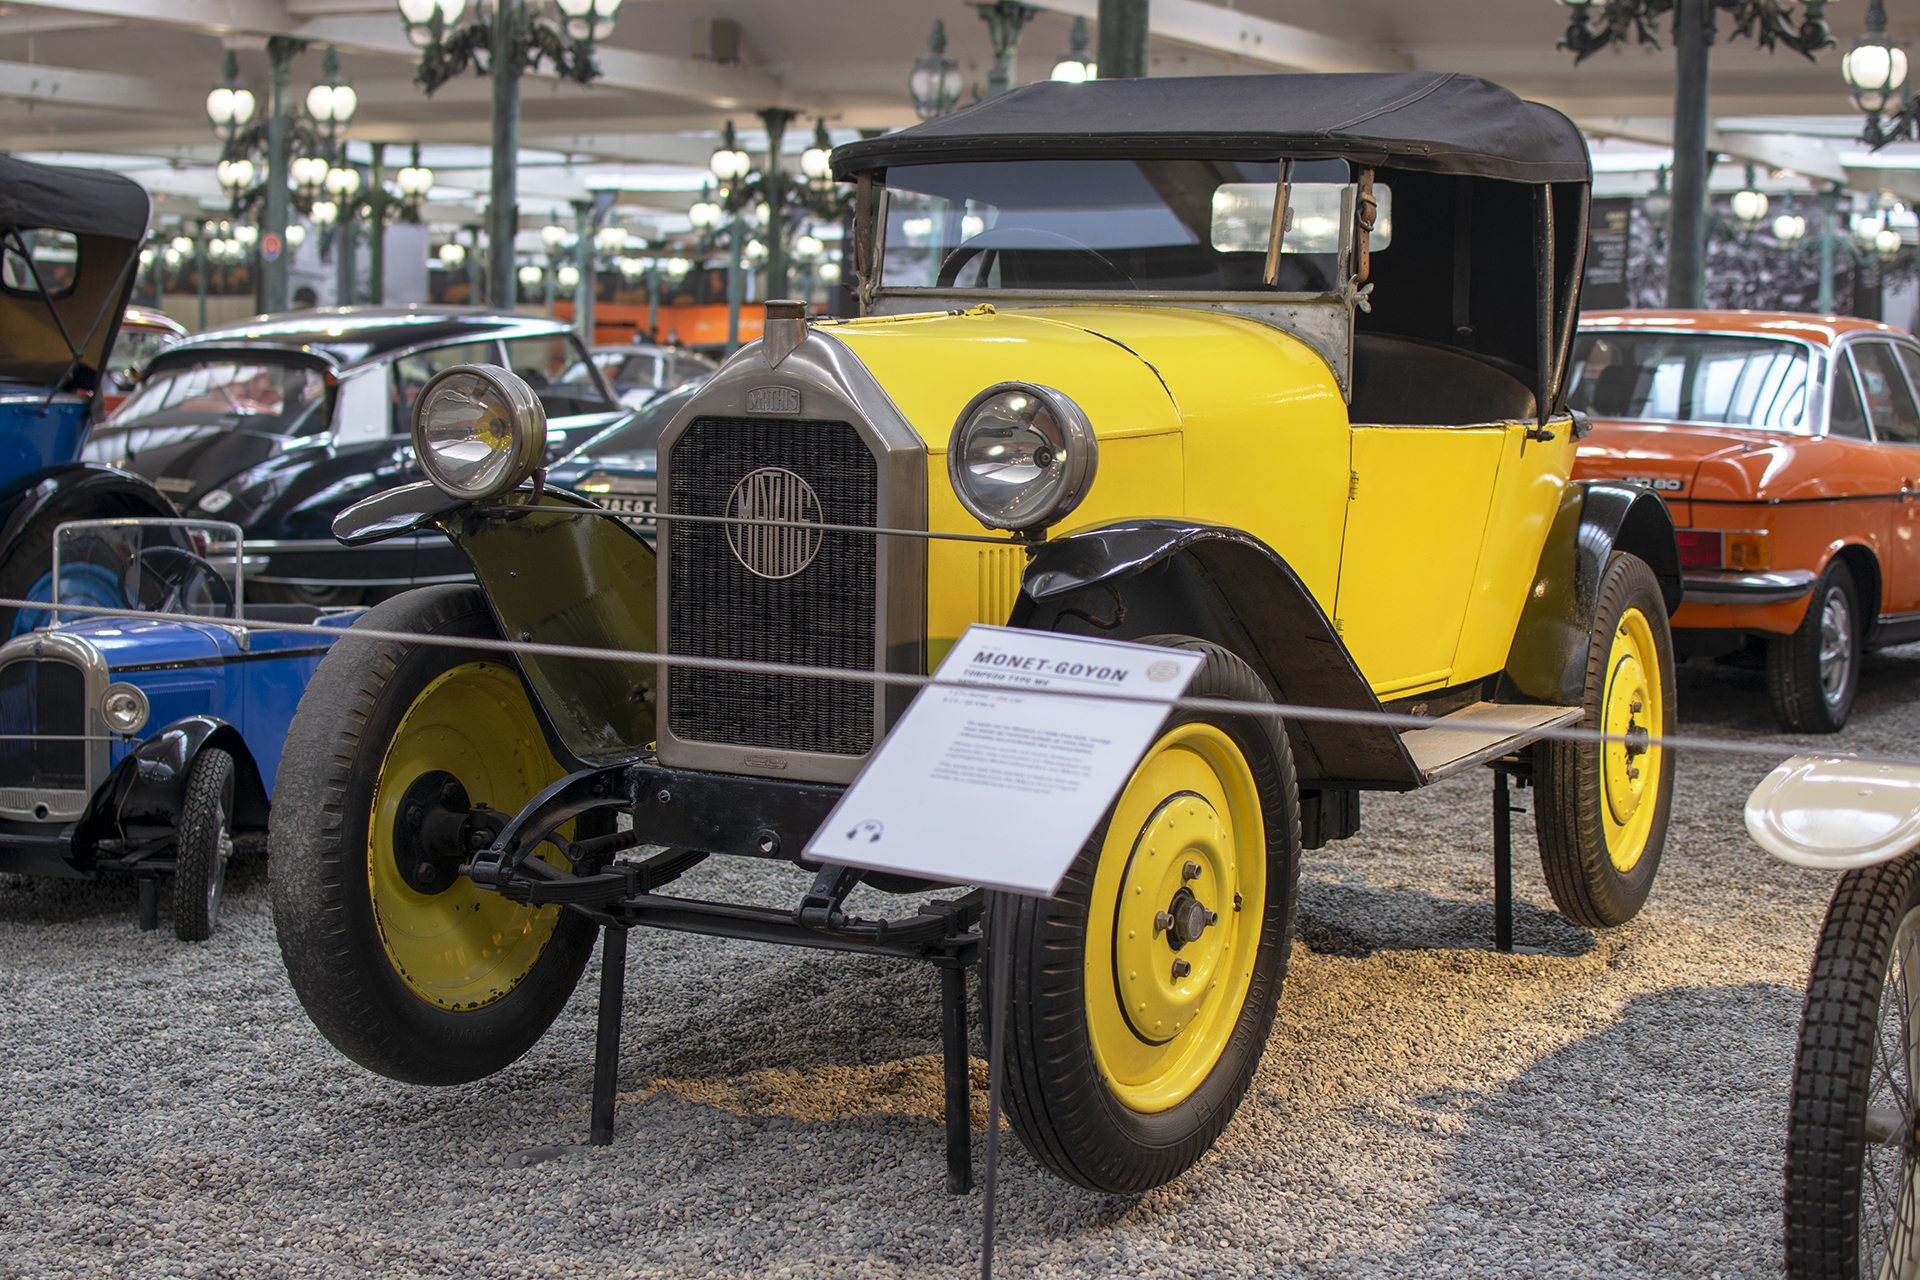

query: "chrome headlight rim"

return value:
[947, 380, 1098, 532]
[410, 362, 547, 502]
[100, 682, 150, 736]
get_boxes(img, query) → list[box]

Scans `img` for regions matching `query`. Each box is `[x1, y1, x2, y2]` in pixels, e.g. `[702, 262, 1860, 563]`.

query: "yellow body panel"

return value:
[1449, 426, 1574, 685]
[1022, 306, 1353, 606]
[1337, 427, 1505, 695]
[827, 306, 1566, 693]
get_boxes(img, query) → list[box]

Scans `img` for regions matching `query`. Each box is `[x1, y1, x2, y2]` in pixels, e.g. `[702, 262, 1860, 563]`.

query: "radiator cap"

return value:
[762, 298, 808, 369]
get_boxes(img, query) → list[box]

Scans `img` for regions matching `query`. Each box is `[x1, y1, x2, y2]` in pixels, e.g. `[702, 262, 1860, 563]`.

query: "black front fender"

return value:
[72, 717, 271, 860]
[331, 480, 465, 545]
[0, 462, 175, 570]
[1013, 519, 1420, 790]
[1502, 481, 1680, 706]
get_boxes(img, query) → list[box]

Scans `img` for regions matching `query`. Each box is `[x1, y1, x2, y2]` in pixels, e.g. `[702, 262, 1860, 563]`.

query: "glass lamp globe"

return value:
[326, 166, 361, 198]
[1879, 227, 1904, 256]
[794, 234, 824, 261]
[1773, 212, 1806, 244]
[800, 146, 832, 180]
[438, 241, 465, 265]
[286, 224, 307, 248]
[172, 235, 194, 254]
[744, 239, 767, 263]
[311, 201, 338, 229]
[1859, 214, 1887, 241]
[596, 225, 628, 253]
[557, 265, 581, 289]
[818, 260, 841, 284]
[1845, 42, 1910, 114]
[1730, 188, 1769, 228]
[398, 165, 434, 197]
[666, 257, 691, 278]
[518, 264, 544, 287]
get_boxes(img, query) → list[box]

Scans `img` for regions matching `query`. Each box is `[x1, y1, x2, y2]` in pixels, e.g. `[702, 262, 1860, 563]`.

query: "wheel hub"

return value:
[1112, 794, 1232, 1044]
[391, 770, 504, 895]
[1602, 644, 1651, 827]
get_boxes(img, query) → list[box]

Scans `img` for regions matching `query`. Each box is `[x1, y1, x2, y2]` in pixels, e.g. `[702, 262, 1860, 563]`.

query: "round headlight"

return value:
[948, 382, 1098, 532]
[410, 363, 547, 502]
[100, 683, 149, 736]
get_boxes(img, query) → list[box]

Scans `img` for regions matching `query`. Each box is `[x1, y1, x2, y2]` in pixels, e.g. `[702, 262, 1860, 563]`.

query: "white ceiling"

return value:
[2, 0, 1915, 227]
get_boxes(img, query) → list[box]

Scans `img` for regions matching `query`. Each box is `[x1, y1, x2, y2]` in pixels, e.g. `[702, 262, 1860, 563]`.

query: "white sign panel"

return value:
[804, 625, 1203, 895]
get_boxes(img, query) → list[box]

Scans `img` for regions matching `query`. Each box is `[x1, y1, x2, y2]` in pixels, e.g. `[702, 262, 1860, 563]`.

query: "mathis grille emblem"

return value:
[726, 466, 824, 579]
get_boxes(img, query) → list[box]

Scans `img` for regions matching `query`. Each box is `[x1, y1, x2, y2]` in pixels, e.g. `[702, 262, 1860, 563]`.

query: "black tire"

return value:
[1786, 852, 1920, 1279]
[1534, 551, 1676, 929]
[172, 747, 235, 942]
[988, 636, 1300, 1193]
[1769, 560, 1862, 735]
[270, 583, 595, 1086]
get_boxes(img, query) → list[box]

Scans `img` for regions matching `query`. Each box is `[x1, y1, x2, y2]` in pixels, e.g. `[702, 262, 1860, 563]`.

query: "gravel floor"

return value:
[5, 645, 1911, 1278]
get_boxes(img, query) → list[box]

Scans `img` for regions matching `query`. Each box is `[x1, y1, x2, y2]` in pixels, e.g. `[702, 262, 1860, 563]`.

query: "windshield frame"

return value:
[868, 158, 1361, 308]
[1569, 326, 1825, 436]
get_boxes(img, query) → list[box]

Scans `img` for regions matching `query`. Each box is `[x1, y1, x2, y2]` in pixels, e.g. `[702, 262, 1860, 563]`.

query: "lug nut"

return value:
[404, 803, 423, 827]
[1153, 911, 1173, 933]
[1183, 861, 1202, 881]
[1171, 958, 1191, 979]
[416, 861, 438, 884]
[441, 782, 463, 806]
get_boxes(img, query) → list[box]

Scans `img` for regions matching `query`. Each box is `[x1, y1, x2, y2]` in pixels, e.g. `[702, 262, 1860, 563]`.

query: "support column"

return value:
[760, 108, 795, 300]
[726, 219, 745, 354]
[263, 37, 303, 314]
[488, 0, 523, 312]
[1666, 0, 1711, 309]
[574, 200, 595, 339]
[1096, 0, 1148, 79]
[337, 216, 358, 305]
[368, 142, 388, 306]
[1819, 185, 1840, 314]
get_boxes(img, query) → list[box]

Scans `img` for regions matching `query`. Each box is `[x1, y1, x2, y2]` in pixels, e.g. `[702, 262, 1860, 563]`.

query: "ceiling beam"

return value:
[19, 0, 296, 36]
[1033, 0, 1410, 74]
[0, 58, 180, 112]
[1580, 116, 1851, 184]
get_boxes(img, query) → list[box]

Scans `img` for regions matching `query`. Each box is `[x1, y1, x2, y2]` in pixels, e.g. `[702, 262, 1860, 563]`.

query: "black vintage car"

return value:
[84, 307, 625, 605]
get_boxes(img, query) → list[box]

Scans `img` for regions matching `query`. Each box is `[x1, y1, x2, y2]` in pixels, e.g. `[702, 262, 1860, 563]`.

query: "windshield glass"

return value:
[880, 158, 1383, 294]
[105, 325, 179, 388]
[507, 335, 617, 418]
[562, 382, 699, 467]
[1567, 332, 1812, 430]
[105, 357, 329, 436]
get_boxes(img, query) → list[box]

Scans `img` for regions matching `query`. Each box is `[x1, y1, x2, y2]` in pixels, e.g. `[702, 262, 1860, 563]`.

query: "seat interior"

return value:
[1347, 333, 1538, 426]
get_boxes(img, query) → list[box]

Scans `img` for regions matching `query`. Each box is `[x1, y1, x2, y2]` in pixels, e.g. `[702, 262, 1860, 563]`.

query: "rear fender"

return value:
[73, 717, 269, 857]
[1012, 519, 1420, 792]
[1501, 480, 1680, 706]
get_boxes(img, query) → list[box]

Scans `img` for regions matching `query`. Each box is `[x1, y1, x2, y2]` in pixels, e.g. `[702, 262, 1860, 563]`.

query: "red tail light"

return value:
[1675, 530, 1723, 569]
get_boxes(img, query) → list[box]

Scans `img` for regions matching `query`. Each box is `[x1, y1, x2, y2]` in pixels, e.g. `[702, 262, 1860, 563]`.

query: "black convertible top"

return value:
[0, 154, 149, 242]
[833, 72, 1589, 185]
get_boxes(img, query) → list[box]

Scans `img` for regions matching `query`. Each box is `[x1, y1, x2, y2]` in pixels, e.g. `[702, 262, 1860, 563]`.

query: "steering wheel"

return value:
[128, 544, 234, 618]
[936, 227, 1135, 290]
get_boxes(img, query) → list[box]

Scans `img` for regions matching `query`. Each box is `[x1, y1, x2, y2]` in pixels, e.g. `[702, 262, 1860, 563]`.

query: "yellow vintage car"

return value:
[270, 71, 1680, 1196]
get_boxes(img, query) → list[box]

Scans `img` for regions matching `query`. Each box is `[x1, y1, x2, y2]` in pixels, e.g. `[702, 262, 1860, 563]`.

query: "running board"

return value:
[1399, 702, 1583, 785]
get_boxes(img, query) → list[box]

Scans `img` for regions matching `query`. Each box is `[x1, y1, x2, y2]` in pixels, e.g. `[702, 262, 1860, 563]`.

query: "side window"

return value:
[391, 342, 499, 436]
[506, 335, 615, 417]
[1830, 350, 1871, 439]
[1856, 342, 1920, 445]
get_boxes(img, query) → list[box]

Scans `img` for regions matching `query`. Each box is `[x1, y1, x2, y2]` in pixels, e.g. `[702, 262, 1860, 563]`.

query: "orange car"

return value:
[1571, 309, 1920, 732]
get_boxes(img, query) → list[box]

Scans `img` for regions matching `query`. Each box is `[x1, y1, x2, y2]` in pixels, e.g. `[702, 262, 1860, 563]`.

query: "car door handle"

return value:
[1524, 426, 1555, 443]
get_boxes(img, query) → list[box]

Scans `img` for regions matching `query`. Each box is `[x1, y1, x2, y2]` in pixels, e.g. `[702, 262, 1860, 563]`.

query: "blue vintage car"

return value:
[0, 518, 359, 939]
[0, 154, 176, 636]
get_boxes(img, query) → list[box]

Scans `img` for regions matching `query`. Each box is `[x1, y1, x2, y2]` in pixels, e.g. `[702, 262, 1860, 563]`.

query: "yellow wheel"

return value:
[271, 585, 598, 1086]
[1536, 552, 1676, 929]
[991, 637, 1298, 1194]
[367, 661, 570, 1011]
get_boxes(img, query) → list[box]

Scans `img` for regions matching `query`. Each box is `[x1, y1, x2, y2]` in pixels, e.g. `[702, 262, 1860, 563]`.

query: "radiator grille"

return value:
[667, 417, 878, 756]
[0, 660, 86, 791]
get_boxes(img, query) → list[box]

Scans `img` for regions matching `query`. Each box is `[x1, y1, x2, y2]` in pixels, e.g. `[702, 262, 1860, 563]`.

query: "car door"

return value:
[1877, 341, 1920, 618]
[1842, 340, 1920, 617]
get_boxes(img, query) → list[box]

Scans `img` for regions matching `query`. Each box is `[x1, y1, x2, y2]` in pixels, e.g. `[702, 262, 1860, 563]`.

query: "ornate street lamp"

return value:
[1847, 0, 1913, 145]
[972, 2, 1039, 98]
[1053, 15, 1096, 82]
[799, 119, 834, 186]
[217, 158, 256, 206]
[1555, 0, 1833, 309]
[291, 154, 330, 206]
[910, 19, 964, 120]
[1877, 226, 1904, 262]
[206, 53, 258, 145]
[306, 46, 358, 148]
[1774, 198, 1807, 246]
[396, 0, 626, 309]
[1731, 165, 1770, 232]
[397, 148, 436, 205]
